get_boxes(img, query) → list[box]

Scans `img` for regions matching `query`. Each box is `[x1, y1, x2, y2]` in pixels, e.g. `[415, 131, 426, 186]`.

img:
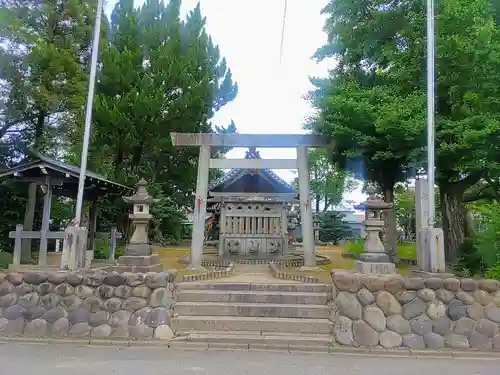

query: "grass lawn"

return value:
[397, 242, 417, 260]
[154, 247, 195, 280]
[153, 243, 414, 283]
[283, 245, 413, 283]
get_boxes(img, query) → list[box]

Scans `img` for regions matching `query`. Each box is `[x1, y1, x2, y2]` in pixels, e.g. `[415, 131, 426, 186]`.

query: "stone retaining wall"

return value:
[331, 270, 500, 350]
[0, 270, 176, 340]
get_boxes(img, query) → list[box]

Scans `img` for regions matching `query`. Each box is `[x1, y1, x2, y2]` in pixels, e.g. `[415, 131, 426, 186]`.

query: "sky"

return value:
[105, 0, 366, 207]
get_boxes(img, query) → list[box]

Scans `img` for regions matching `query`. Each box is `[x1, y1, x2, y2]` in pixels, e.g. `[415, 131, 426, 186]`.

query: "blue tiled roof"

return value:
[209, 147, 296, 192]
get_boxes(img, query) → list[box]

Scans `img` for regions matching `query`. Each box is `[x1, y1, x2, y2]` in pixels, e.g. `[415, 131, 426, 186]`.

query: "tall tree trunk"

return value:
[315, 194, 320, 212]
[440, 185, 465, 264]
[383, 186, 399, 262]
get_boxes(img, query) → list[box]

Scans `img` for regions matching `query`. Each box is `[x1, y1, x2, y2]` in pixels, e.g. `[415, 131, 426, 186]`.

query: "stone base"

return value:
[358, 253, 391, 263]
[355, 260, 396, 274]
[298, 266, 321, 272]
[125, 243, 152, 256]
[411, 269, 455, 278]
[185, 265, 206, 272]
[116, 255, 162, 273]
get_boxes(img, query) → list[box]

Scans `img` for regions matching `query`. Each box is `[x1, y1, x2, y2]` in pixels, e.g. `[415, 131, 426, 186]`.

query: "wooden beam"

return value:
[209, 158, 297, 169]
[170, 132, 332, 148]
[9, 231, 66, 239]
[9, 230, 122, 240]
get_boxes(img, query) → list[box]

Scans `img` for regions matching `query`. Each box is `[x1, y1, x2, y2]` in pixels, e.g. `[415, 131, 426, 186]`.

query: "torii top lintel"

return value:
[170, 132, 332, 148]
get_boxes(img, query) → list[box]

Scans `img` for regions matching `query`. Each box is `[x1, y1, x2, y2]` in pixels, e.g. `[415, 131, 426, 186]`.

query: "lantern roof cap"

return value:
[123, 179, 158, 205]
[362, 186, 392, 210]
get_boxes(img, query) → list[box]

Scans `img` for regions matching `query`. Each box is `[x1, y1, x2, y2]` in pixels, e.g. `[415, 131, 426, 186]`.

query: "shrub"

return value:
[485, 259, 500, 280]
[345, 238, 365, 256]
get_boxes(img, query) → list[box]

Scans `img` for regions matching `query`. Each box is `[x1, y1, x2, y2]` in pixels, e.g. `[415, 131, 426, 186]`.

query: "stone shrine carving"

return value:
[227, 239, 241, 255]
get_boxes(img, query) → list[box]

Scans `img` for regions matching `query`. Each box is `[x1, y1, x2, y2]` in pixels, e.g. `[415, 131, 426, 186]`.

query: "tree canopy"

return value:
[308, 0, 500, 262]
[0, 0, 238, 252]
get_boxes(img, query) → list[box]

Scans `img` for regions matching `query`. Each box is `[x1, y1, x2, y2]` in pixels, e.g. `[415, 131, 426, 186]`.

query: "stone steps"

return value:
[170, 330, 332, 351]
[172, 281, 333, 347]
[175, 302, 330, 319]
[171, 315, 333, 334]
[176, 282, 330, 293]
[176, 290, 329, 305]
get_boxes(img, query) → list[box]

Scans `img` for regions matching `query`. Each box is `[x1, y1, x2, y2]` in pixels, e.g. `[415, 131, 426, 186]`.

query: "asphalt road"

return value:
[1, 342, 499, 375]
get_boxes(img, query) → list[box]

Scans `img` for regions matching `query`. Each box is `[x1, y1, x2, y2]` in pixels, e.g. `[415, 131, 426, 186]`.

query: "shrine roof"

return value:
[0, 152, 132, 198]
[208, 147, 296, 194]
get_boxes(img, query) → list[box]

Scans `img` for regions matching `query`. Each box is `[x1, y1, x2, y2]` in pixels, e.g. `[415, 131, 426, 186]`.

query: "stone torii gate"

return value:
[170, 133, 332, 271]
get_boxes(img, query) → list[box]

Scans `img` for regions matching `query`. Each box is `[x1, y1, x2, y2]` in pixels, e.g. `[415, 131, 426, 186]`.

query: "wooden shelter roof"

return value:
[0, 152, 132, 199]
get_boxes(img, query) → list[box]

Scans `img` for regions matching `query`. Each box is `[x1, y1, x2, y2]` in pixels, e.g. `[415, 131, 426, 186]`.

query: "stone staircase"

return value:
[170, 282, 334, 351]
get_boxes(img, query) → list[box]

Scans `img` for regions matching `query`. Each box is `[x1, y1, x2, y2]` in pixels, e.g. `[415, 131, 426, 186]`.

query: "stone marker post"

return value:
[116, 179, 162, 273]
[415, 178, 447, 274]
[415, 178, 429, 270]
[355, 187, 396, 274]
[60, 222, 88, 270]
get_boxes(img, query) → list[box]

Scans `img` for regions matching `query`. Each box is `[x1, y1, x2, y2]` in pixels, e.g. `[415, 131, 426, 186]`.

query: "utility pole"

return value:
[74, 0, 104, 224]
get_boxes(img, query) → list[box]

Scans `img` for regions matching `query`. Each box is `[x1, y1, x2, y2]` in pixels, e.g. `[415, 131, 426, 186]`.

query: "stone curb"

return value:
[2, 337, 500, 359]
[268, 262, 322, 284]
[198, 256, 331, 268]
[182, 263, 236, 282]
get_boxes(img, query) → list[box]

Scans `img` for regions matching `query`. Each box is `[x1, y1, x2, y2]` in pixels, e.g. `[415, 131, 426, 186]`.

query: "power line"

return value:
[279, 0, 288, 66]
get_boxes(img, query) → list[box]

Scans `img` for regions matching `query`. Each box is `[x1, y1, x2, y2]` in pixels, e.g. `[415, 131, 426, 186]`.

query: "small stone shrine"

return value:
[355, 186, 396, 274]
[116, 179, 162, 272]
[206, 147, 297, 259]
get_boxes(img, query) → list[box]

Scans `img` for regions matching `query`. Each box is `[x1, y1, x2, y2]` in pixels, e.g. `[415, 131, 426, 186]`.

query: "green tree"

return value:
[394, 184, 415, 240]
[82, 0, 238, 242]
[292, 149, 356, 212]
[318, 211, 352, 244]
[388, 0, 500, 262]
[0, 0, 103, 260]
[307, 0, 426, 260]
[309, 0, 500, 263]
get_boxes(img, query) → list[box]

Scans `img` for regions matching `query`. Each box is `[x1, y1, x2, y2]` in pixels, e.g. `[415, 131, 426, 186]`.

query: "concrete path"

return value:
[1, 342, 499, 375]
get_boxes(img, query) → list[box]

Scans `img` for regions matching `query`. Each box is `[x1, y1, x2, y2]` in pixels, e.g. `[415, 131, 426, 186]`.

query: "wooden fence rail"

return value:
[8, 224, 122, 266]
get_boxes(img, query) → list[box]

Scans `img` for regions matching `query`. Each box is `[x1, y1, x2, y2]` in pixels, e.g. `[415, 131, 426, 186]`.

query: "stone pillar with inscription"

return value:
[355, 187, 396, 274]
[116, 179, 162, 273]
[415, 179, 447, 274]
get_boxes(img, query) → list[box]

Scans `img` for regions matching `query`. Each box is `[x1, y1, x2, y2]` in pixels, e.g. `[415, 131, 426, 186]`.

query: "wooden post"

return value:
[13, 224, 23, 265]
[88, 200, 98, 251]
[39, 176, 53, 266]
[218, 202, 226, 256]
[109, 227, 118, 261]
[22, 183, 37, 263]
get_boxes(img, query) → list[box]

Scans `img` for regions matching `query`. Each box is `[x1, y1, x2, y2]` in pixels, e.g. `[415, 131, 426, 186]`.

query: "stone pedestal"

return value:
[355, 187, 396, 274]
[116, 255, 162, 273]
[355, 260, 396, 274]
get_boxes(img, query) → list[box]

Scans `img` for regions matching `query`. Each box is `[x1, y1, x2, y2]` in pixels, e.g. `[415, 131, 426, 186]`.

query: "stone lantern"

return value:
[116, 179, 162, 273]
[355, 187, 395, 274]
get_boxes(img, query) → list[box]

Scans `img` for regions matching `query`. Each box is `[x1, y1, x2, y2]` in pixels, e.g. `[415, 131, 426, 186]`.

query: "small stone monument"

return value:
[355, 187, 396, 274]
[116, 179, 162, 273]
